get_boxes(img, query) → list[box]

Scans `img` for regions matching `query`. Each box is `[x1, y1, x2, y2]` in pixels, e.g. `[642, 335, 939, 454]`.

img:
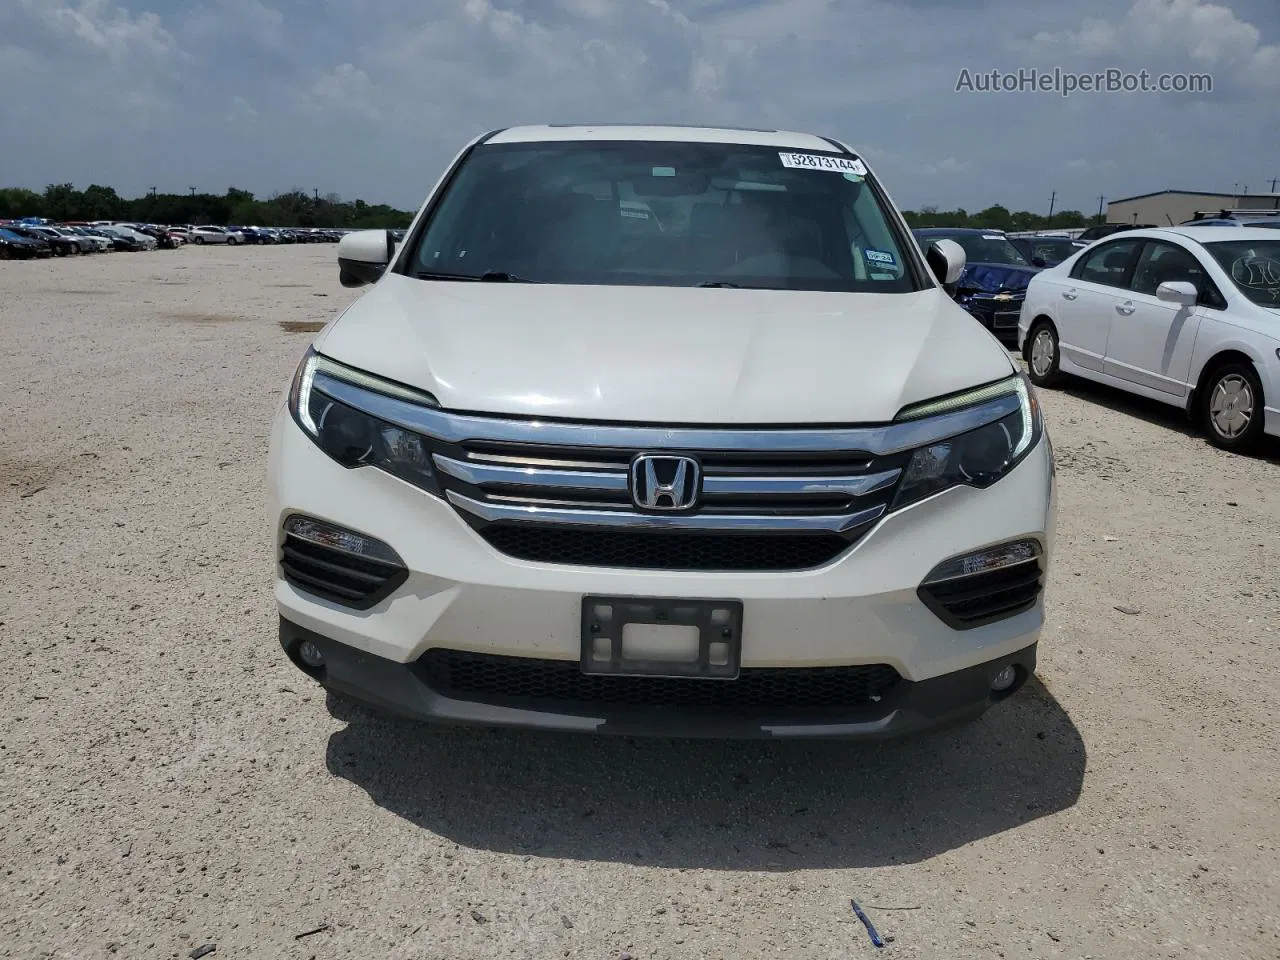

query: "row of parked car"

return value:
[179, 225, 350, 245]
[0, 219, 351, 259]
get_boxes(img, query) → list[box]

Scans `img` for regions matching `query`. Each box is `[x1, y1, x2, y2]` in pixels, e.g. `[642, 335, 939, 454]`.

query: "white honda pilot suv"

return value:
[268, 124, 1056, 739]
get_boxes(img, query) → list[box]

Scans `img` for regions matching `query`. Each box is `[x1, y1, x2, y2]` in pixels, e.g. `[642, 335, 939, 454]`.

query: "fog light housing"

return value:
[990, 664, 1017, 692]
[917, 538, 1045, 630]
[925, 538, 1041, 581]
[283, 515, 402, 564]
[298, 639, 325, 668]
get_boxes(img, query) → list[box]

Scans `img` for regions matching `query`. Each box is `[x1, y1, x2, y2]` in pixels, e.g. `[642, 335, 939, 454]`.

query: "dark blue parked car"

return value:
[912, 227, 1042, 345]
[0, 226, 53, 258]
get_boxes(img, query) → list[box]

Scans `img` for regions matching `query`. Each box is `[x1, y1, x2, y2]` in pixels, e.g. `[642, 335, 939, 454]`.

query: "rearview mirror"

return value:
[338, 229, 396, 287]
[925, 238, 966, 287]
[1155, 280, 1198, 306]
[1031, 256, 1047, 268]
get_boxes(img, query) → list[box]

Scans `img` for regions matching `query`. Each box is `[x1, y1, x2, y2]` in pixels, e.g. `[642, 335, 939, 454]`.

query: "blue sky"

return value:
[2, 0, 1277, 214]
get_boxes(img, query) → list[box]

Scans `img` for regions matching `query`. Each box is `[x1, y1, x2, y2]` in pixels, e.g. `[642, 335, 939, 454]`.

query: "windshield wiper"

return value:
[414, 269, 541, 283]
[696, 281, 742, 288]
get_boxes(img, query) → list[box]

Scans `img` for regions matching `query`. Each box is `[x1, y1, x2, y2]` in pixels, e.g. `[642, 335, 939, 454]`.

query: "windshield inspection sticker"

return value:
[864, 248, 897, 266]
[779, 152, 867, 175]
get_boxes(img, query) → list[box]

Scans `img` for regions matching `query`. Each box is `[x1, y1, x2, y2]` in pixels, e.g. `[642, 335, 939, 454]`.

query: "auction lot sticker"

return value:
[779, 152, 867, 175]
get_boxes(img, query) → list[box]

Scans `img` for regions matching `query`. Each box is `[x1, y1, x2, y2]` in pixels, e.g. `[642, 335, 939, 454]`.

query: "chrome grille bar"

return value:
[434, 455, 629, 492]
[701, 469, 900, 498]
[433, 454, 901, 500]
[446, 491, 887, 534]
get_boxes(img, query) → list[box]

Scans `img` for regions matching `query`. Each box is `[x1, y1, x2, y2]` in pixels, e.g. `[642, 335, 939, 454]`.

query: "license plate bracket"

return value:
[580, 596, 743, 679]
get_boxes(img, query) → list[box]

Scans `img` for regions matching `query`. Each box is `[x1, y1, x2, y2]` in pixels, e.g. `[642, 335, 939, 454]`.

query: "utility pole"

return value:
[1270, 177, 1279, 193]
[1097, 195, 1106, 223]
[149, 186, 157, 198]
[1046, 191, 1056, 227]
[313, 188, 320, 201]
[189, 186, 197, 196]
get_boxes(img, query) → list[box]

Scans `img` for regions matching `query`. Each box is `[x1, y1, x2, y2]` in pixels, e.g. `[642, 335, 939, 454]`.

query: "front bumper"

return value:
[282, 616, 1036, 738]
[268, 403, 1056, 737]
[960, 297, 1024, 339]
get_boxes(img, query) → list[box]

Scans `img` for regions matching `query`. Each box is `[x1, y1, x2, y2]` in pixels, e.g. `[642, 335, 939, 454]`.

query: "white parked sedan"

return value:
[1018, 226, 1280, 452]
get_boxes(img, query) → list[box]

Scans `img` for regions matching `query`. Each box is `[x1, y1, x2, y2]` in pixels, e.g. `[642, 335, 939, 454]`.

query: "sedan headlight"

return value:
[287, 347, 442, 495]
[892, 374, 1042, 509]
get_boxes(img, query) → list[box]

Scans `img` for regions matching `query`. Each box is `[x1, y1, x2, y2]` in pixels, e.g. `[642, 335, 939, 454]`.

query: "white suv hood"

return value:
[316, 275, 1015, 424]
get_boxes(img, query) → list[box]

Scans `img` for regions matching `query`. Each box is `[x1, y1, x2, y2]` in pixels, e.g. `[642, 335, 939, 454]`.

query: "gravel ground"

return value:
[2, 245, 1278, 960]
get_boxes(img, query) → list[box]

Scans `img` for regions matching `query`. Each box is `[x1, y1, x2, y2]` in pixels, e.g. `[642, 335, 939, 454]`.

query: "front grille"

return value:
[419, 649, 902, 712]
[918, 559, 1044, 629]
[280, 534, 408, 609]
[434, 437, 906, 572]
[963, 294, 1024, 329]
[479, 525, 850, 571]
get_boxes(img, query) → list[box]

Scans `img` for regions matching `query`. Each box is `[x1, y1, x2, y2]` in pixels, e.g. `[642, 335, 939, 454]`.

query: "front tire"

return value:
[1200, 362, 1265, 453]
[1025, 320, 1065, 388]
[194, 236, 204, 244]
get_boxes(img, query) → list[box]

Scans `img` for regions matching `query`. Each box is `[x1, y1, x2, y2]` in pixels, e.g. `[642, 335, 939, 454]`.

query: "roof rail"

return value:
[1190, 208, 1280, 219]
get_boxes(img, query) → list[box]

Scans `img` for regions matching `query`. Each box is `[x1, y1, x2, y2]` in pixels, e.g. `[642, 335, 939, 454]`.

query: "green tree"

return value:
[0, 188, 45, 219]
[42, 183, 80, 221]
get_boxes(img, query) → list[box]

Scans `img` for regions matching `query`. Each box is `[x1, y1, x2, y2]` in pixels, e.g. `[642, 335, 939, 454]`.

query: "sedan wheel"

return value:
[1201, 363, 1264, 453]
[1025, 322, 1064, 388]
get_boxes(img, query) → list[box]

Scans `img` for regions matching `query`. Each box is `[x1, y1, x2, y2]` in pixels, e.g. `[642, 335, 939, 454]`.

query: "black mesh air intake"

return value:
[918, 559, 1044, 629]
[419, 649, 902, 712]
[477, 525, 852, 571]
[280, 534, 408, 609]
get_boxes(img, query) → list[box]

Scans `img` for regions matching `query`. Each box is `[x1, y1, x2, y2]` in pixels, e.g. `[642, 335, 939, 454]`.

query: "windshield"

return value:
[402, 140, 923, 292]
[1204, 240, 1280, 307]
[921, 232, 1029, 267]
[1024, 238, 1084, 263]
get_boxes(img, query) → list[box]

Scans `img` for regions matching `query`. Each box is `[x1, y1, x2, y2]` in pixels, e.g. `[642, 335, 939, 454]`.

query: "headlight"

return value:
[286, 347, 442, 495]
[892, 374, 1042, 509]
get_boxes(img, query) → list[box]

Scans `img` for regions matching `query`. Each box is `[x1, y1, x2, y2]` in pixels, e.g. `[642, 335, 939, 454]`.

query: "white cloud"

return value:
[16, 0, 180, 64]
[922, 157, 971, 176]
[227, 95, 259, 124]
[1029, 0, 1279, 90]
[304, 63, 382, 122]
[181, 0, 284, 49]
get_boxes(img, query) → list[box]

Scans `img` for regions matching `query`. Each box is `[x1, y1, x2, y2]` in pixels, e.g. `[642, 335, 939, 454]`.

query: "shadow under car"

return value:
[323, 675, 1084, 871]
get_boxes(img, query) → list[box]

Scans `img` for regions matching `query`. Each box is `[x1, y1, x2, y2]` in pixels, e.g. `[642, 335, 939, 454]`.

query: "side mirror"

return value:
[337, 229, 396, 287]
[925, 238, 966, 287]
[1155, 280, 1198, 306]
